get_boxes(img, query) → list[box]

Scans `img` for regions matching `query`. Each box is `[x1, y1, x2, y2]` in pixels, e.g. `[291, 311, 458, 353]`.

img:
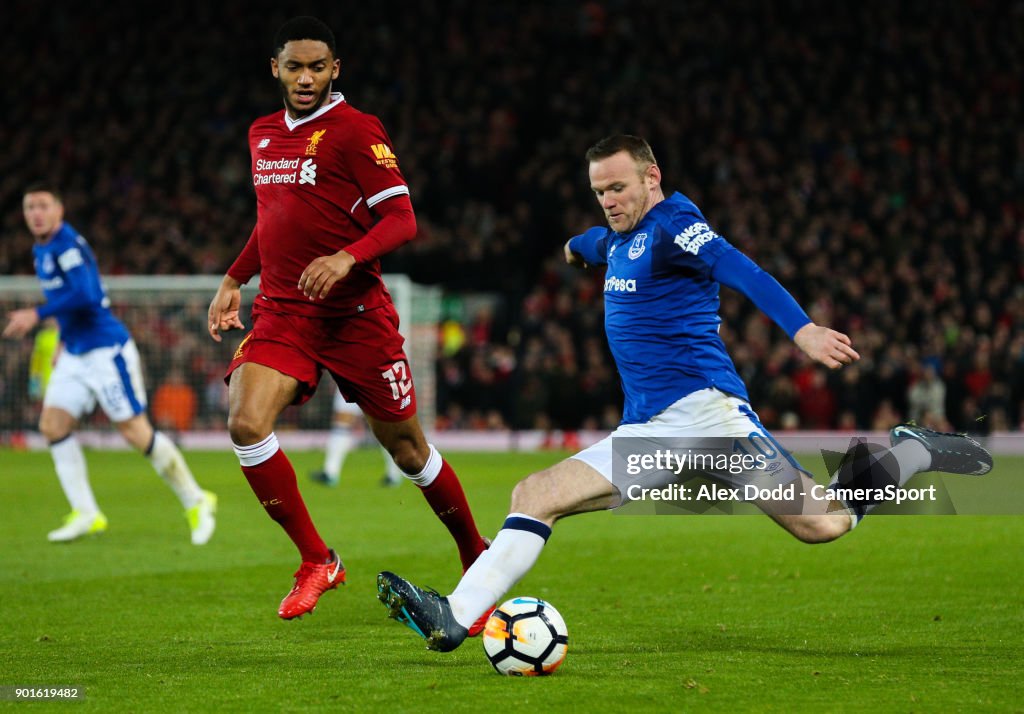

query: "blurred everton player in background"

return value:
[309, 388, 404, 488]
[376, 135, 993, 652]
[207, 16, 489, 623]
[4, 183, 217, 545]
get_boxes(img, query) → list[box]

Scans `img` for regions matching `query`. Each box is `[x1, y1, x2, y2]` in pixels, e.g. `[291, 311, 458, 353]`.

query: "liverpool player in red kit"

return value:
[207, 16, 488, 623]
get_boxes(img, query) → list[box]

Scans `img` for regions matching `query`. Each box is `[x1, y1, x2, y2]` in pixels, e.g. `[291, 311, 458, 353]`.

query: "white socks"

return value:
[889, 439, 932, 481]
[829, 439, 933, 526]
[448, 513, 552, 629]
[49, 431, 204, 515]
[405, 444, 442, 487]
[147, 431, 203, 508]
[50, 435, 99, 515]
[233, 432, 279, 466]
[324, 427, 355, 479]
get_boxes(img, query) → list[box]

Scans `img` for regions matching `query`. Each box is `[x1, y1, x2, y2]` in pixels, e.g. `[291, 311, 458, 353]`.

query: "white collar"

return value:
[283, 92, 345, 131]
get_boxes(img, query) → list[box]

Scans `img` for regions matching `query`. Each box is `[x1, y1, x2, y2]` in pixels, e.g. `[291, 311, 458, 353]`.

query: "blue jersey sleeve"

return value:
[661, 214, 732, 277]
[36, 244, 102, 320]
[568, 226, 611, 266]
[657, 203, 811, 338]
[710, 247, 812, 338]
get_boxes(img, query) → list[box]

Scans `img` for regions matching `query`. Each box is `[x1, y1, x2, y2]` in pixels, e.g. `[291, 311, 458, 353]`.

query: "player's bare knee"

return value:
[382, 436, 425, 474]
[789, 515, 849, 544]
[371, 418, 429, 474]
[38, 412, 69, 442]
[390, 445, 423, 475]
[116, 416, 154, 452]
[227, 411, 271, 446]
[509, 477, 541, 519]
[510, 473, 562, 524]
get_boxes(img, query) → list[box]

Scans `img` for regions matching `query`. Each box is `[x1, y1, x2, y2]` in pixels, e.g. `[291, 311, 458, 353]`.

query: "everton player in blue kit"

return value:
[376, 135, 993, 650]
[3, 184, 217, 544]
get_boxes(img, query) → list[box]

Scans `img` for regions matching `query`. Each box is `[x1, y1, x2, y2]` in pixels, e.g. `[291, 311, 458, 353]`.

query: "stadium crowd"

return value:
[2, 0, 1022, 435]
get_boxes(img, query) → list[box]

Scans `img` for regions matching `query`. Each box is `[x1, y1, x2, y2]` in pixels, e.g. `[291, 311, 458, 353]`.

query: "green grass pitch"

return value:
[1, 448, 1022, 712]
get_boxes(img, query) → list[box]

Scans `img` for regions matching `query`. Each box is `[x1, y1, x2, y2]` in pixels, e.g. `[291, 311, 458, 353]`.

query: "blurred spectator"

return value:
[151, 367, 198, 433]
[797, 369, 838, 430]
[1, 0, 1020, 433]
[907, 363, 948, 429]
[871, 400, 903, 433]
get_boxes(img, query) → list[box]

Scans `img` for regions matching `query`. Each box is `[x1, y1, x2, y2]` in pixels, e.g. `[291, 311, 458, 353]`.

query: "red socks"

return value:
[419, 459, 488, 571]
[236, 435, 484, 572]
[241, 449, 330, 563]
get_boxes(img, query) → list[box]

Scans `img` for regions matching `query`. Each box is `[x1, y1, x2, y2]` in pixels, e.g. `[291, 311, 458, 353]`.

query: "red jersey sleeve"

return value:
[340, 114, 417, 262]
[227, 226, 260, 284]
[344, 194, 417, 263]
[343, 115, 411, 214]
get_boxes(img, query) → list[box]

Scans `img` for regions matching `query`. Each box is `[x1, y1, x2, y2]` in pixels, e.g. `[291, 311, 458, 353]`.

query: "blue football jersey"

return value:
[33, 222, 129, 354]
[569, 192, 751, 424]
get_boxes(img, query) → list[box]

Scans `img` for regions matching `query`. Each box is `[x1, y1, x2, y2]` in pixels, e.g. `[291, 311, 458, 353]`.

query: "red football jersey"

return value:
[232, 94, 410, 317]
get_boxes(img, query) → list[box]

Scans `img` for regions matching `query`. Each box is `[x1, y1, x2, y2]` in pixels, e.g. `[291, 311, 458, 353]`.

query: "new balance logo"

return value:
[400, 395, 412, 410]
[604, 276, 637, 292]
[298, 158, 318, 185]
[673, 222, 719, 255]
[257, 138, 270, 149]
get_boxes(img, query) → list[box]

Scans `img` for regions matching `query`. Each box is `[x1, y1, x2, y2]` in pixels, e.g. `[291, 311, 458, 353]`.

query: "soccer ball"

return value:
[482, 597, 569, 676]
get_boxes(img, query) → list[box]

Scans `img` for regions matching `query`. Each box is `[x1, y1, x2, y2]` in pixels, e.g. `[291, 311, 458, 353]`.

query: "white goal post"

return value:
[0, 274, 440, 445]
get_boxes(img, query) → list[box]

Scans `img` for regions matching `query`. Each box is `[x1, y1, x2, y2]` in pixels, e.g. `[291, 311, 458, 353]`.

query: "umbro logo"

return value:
[257, 138, 270, 149]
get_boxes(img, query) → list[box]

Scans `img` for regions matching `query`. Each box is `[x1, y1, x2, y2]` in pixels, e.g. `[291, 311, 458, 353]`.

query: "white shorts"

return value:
[43, 339, 148, 423]
[332, 389, 363, 416]
[573, 388, 797, 484]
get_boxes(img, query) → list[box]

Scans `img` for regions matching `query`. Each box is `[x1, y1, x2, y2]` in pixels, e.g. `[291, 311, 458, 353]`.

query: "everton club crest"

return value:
[628, 233, 647, 260]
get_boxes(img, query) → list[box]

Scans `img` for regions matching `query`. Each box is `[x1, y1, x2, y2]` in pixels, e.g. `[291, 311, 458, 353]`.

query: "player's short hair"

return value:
[585, 135, 657, 168]
[273, 16, 337, 57]
[23, 182, 62, 201]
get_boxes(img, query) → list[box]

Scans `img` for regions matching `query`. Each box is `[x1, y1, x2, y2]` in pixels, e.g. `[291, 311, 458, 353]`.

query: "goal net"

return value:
[0, 274, 440, 445]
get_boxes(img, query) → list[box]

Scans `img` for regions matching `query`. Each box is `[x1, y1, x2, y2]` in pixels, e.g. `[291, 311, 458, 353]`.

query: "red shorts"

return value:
[225, 302, 416, 422]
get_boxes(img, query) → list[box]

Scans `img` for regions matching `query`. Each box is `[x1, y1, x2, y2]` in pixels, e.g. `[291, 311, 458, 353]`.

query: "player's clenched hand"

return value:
[793, 323, 860, 369]
[299, 250, 357, 300]
[3, 308, 39, 339]
[564, 241, 588, 268]
[207, 278, 245, 342]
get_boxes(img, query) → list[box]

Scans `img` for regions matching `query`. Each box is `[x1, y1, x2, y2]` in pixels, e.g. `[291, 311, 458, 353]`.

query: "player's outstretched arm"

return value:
[3, 307, 40, 339]
[793, 323, 860, 369]
[207, 276, 245, 342]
